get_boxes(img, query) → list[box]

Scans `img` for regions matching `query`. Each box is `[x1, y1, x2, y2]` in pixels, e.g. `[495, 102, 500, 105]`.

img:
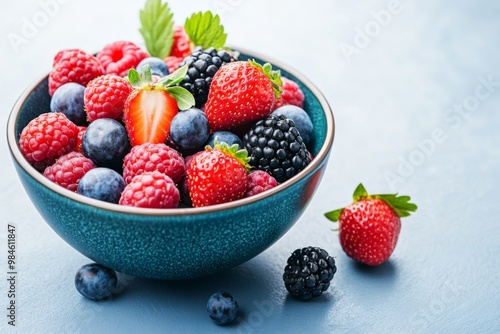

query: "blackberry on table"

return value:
[242, 114, 311, 183]
[180, 47, 236, 107]
[283, 246, 337, 300]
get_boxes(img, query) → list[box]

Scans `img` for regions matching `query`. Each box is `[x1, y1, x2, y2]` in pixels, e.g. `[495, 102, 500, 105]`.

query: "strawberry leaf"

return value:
[212, 138, 251, 171]
[352, 183, 368, 201]
[157, 64, 188, 87]
[184, 11, 227, 49]
[127, 68, 142, 87]
[248, 60, 283, 98]
[128, 66, 154, 89]
[141, 64, 153, 85]
[374, 194, 418, 217]
[139, 0, 174, 59]
[324, 208, 343, 222]
[165, 86, 195, 110]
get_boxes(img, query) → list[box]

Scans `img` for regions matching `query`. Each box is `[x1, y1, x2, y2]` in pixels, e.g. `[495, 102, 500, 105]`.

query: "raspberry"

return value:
[273, 77, 305, 110]
[43, 151, 96, 192]
[119, 171, 180, 208]
[164, 56, 184, 74]
[19, 112, 79, 171]
[75, 126, 86, 153]
[49, 49, 105, 96]
[97, 41, 149, 77]
[170, 25, 192, 58]
[245, 170, 278, 197]
[122, 143, 185, 185]
[84, 74, 132, 122]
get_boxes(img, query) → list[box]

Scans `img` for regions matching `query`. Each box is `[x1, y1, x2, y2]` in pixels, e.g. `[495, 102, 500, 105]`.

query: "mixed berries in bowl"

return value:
[6, 1, 335, 279]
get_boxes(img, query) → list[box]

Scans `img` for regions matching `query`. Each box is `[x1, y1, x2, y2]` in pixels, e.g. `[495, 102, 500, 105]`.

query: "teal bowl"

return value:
[6, 49, 335, 280]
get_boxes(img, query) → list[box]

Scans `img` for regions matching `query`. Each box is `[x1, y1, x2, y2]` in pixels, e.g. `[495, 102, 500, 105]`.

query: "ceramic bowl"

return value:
[7, 49, 335, 280]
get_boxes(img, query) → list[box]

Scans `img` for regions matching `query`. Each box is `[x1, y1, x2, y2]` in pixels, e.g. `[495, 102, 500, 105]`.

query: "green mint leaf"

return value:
[353, 183, 368, 201]
[324, 208, 343, 222]
[184, 11, 227, 49]
[127, 68, 142, 87]
[139, 0, 174, 58]
[165, 86, 195, 110]
[158, 64, 188, 87]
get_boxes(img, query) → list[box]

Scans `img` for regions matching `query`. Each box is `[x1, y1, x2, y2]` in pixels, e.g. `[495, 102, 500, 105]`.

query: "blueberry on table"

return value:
[50, 82, 86, 126]
[207, 291, 239, 325]
[136, 57, 169, 77]
[205, 131, 243, 150]
[75, 263, 117, 300]
[82, 118, 130, 171]
[169, 107, 210, 152]
[77, 167, 125, 204]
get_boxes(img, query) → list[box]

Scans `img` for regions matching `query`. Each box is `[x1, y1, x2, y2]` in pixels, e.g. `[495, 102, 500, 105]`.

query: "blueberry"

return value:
[206, 291, 239, 326]
[205, 131, 243, 150]
[170, 108, 210, 152]
[136, 57, 169, 77]
[50, 82, 86, 125]
[82, 118, 130, 171]
[77, 167, 125, 203]
[271, 105, 314, 146]
[75, 263, 117, 300]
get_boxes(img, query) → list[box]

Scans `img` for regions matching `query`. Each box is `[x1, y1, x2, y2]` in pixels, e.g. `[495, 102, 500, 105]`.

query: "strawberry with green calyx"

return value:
[205, 60, 283, 131]
[187, 139, 250, 207]
[324, 183, 417, 266]
[123, 64, 195, 146]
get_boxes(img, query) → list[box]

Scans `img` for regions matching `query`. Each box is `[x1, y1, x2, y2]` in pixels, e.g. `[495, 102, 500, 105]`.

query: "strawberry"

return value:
[204, 60, 283, 131]
[187, 141, 250, 207]
[324, 184, 417, 266]
[123, 64, 194, 146]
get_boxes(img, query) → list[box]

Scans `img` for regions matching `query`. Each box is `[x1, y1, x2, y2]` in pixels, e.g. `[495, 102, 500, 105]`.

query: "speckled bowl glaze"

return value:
[7, 49, 335, 280]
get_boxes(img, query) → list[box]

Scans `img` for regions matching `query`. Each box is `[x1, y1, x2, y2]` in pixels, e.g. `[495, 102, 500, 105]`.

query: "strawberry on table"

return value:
[187, 140, 250, 207]
[324, 184, 417, 266]
[123, 64, 195, 146]
[205, 60, 282, 131]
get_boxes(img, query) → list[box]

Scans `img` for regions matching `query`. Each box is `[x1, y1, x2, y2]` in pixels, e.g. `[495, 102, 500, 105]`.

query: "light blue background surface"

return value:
[1, 0, 500, 333]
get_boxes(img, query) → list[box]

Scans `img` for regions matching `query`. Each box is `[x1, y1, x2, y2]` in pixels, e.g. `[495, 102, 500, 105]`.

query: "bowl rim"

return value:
[7, 47, 335, 217]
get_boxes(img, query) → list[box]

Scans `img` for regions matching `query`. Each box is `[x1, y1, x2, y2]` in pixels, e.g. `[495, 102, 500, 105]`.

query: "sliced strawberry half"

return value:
[123, 64, 195, 146]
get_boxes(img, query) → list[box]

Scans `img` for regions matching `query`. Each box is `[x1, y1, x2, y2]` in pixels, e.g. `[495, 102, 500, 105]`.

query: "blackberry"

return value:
[242, 114, 311, 183]
[283, 246, 337, 300]
[180, 47, 235, 107]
